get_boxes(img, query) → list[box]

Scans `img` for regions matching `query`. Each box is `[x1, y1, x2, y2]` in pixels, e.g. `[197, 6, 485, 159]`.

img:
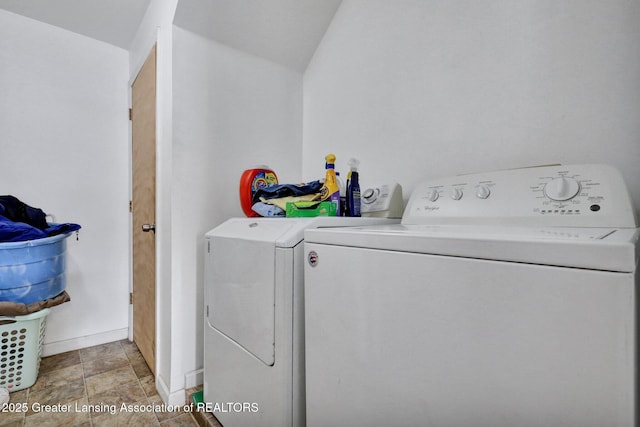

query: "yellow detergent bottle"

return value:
[320, 154, 340, 216]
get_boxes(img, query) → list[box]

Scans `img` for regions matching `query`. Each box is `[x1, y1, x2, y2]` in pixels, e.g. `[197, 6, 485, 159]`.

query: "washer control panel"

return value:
[404, 164, 637, 227]
[361, 183, 404, 219]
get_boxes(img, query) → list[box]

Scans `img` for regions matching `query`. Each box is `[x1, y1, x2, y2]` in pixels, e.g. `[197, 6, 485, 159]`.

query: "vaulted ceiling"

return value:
[173, 0, 342, 71]
[0, 0, 343, 71]
[0, 0, 151, 50]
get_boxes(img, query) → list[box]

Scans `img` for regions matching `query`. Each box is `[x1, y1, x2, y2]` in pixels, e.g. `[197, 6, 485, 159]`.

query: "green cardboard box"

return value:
[286, 201, 337, 217]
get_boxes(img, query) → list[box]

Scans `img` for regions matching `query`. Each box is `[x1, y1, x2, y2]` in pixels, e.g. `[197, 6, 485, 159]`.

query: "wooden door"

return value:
[131, 45, 157, 374]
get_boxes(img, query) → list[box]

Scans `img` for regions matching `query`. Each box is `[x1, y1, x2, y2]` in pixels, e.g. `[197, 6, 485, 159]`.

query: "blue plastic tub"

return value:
[0, 232, 73, 304]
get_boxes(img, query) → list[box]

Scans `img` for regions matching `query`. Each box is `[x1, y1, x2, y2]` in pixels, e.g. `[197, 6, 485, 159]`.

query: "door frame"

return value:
[128, 30, 180, 405]
[127, 43, 158, 358]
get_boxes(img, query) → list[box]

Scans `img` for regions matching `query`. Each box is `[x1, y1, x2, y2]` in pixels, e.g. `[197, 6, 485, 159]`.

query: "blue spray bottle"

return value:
[346, 158, 361, 217]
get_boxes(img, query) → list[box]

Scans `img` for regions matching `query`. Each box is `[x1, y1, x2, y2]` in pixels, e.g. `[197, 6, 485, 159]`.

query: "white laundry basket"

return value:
[0, 308, 49, 392]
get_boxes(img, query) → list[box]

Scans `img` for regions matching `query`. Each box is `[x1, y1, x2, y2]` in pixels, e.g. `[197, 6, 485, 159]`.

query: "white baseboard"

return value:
[156, 374, 188, 406]
[155, 369, 203, 406]
[41, 328, 129, 357]
[156, 375, 171, 404]
[185, 368, 203, 389]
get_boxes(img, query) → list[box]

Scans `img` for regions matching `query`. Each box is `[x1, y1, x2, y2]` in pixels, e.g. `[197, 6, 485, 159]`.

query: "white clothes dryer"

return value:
[304, 164, 639, 427]
[203, 216, 399, 427]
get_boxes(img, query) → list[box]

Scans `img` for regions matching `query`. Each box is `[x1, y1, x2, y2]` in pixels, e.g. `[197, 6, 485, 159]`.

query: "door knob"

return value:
[142, 223, 156, 233]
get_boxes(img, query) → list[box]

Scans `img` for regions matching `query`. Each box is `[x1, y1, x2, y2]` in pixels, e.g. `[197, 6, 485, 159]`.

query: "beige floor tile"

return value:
[87, 379, 148, 414]
[24, 396, 91, 427]
[82, 351, 130, 378]
[92, 399, 160, 427]
[27, 378, 85, 413]
[159, 413, 199, 426]
[139, 375, 159, 397]
[29, 367, 50, 393]
[127, 350, 153, 379]
[85, 365, 138, 397]
[149, 395, 187, 423]
[119, 339, 139, 356]
[30, 363, 83, 392]
[192, 410, 223, 427]
[0, 406, 27, 426]
[79, 342, 125, 363]
[39, 351, 81, 374]
[6, 388, 28, 403]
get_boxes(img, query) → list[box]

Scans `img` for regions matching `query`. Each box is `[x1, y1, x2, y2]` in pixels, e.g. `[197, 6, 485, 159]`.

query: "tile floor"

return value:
[0, 340, 221, 427]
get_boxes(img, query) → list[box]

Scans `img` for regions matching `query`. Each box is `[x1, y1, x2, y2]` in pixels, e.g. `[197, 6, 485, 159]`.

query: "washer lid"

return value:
[304, 225, 640, 272]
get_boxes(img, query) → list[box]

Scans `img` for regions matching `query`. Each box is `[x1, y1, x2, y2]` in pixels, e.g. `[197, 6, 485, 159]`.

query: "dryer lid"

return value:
[205, 217, 399, 248]
[206, 217, 302, 247]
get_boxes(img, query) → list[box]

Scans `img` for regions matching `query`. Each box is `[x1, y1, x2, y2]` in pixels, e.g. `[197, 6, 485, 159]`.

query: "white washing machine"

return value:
[304, 164, 639, 427]
[203, 215, 399, 427]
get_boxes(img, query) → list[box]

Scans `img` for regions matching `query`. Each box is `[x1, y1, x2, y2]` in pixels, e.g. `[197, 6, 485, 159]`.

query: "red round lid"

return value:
[239, 167, 278, 217]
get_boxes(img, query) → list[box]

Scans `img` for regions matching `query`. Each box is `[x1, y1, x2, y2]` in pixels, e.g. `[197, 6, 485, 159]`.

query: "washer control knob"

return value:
[426, 189, 439, 202]
[544, 176, 580, 201]
[450, 188, 463, 200]
[362, 188, 379, 204]
[476, 185, 490, 199]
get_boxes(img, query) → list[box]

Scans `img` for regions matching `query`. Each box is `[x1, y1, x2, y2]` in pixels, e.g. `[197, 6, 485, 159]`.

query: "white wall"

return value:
[0, 10, 130, 351]
[303, 0, 640, 213]
[172, 24, 303, 397]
